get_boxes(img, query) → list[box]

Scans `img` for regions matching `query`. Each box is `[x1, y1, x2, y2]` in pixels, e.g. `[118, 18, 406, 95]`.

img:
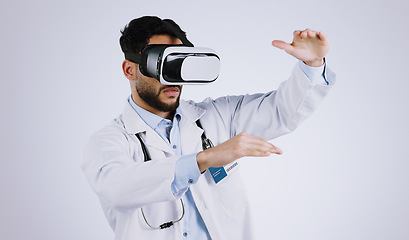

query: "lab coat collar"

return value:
[121, 101, 149, 135]
[178, 100, 206, 123]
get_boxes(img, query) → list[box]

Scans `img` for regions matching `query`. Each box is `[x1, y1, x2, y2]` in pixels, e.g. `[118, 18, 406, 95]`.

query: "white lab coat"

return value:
[82, 64, 335, 240]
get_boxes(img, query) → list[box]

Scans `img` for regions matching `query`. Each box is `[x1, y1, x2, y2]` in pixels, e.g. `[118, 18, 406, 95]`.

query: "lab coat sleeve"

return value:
[203, 63, 336, 140]
[82, 126, 178, 212]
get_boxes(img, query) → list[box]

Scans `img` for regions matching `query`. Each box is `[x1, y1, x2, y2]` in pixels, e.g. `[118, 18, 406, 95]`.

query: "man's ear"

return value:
[122, 60, 137, 81]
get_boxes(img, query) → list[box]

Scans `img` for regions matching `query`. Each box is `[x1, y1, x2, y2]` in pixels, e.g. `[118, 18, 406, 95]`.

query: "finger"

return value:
[252, 145, 283, 156]
[272, 40, 294, 53]
[261, 143, 283, 155]
[234, 133, 283, 156]
[293, 30, 301, 37]
[300, 30, 309, 39]
[246, 137, 283, 155]
[271, 146, 283, 155]
[307, 30, 317, 38]
[318, 31, 329, 42]
[254, 151, 274, 157]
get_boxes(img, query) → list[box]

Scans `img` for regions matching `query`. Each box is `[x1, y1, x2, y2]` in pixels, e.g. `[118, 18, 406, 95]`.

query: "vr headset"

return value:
[124, 22, 220, 85]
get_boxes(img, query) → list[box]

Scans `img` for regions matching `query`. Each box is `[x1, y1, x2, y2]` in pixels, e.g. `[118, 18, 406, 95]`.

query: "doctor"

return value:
[82, 16, 335, 240]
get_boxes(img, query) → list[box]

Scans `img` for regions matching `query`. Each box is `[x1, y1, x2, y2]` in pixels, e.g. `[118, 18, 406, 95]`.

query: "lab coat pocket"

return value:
[209, 168, 249, 218]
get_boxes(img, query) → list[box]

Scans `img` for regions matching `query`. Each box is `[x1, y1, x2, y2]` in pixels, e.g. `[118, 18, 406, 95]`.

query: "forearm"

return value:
[230, 63, 335, 140]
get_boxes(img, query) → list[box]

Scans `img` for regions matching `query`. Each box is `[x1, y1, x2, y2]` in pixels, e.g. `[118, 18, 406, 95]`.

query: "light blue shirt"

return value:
[129, 99, 209, 239]
[129, 61, 327, 240]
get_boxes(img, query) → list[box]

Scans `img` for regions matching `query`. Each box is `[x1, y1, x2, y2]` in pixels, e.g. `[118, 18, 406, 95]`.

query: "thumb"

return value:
[272, 40, 293, 52]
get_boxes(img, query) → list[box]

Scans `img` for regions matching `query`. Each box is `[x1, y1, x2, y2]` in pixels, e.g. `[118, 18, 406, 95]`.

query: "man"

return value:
[82, 16, 335, 240]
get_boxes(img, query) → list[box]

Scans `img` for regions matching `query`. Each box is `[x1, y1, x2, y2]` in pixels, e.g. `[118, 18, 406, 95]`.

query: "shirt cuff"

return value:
[171, 153, 201, 196]
[299, 60, 328, 85]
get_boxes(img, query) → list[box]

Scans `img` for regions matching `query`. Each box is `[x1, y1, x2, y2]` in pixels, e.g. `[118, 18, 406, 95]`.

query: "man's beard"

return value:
[136, 84, 182, 112]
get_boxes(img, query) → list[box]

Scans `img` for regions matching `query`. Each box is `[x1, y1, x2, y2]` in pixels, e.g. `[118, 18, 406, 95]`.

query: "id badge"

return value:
[208, 161, 239, 184]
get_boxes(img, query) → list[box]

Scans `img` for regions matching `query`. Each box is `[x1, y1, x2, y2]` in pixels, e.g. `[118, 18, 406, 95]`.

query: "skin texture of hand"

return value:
[272, 29, 329, 67]
[197, 132, 282, 172]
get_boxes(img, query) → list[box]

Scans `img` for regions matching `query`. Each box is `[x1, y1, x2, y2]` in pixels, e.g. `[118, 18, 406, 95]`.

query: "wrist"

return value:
[197, 151, 210, 173]
[304, 58, 324, 67]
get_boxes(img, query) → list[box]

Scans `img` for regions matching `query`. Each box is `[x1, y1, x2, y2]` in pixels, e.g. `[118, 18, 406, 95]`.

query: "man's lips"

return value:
[162, 87, 180, 96]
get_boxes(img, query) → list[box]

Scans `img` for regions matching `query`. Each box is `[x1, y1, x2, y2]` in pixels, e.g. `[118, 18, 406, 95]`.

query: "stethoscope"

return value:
[135, 120, 213, 229]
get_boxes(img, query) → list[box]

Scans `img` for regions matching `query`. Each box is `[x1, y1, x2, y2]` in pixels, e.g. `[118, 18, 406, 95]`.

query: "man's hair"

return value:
[120, 16, 186, 54]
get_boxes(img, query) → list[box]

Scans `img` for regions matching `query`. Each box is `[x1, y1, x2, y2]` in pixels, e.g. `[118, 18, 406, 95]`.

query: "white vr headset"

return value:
[124, 22, 220, 85]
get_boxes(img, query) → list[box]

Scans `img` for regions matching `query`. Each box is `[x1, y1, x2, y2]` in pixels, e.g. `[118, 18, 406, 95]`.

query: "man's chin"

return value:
[160, 102, 180, 112]
[138, 88, 181, 113]
[154, 97, 180, 112]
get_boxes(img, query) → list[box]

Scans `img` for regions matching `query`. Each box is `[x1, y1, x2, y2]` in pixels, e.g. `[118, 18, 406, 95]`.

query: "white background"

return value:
[1, 0, 408, 239]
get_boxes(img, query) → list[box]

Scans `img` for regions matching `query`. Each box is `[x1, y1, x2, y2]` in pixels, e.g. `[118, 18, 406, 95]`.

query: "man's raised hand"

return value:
[272, 29, 329, 67]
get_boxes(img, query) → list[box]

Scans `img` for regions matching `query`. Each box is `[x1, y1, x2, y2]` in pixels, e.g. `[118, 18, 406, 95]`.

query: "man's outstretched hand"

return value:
[196, 132, 283, 173]
[272, 29, 329, 67]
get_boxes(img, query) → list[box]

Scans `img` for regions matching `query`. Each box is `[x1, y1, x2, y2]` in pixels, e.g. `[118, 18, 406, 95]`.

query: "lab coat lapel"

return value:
[144, 128, 174, 155]
[179, 119, 204, 154]
[121, 101, 174, 155]
[178, 100, 206, 154]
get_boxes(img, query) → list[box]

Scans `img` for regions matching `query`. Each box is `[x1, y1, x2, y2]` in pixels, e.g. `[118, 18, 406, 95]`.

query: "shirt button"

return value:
[183, 232, 188, 237]
[188, 179, 193, 184]
[172, 145, 177, 149]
